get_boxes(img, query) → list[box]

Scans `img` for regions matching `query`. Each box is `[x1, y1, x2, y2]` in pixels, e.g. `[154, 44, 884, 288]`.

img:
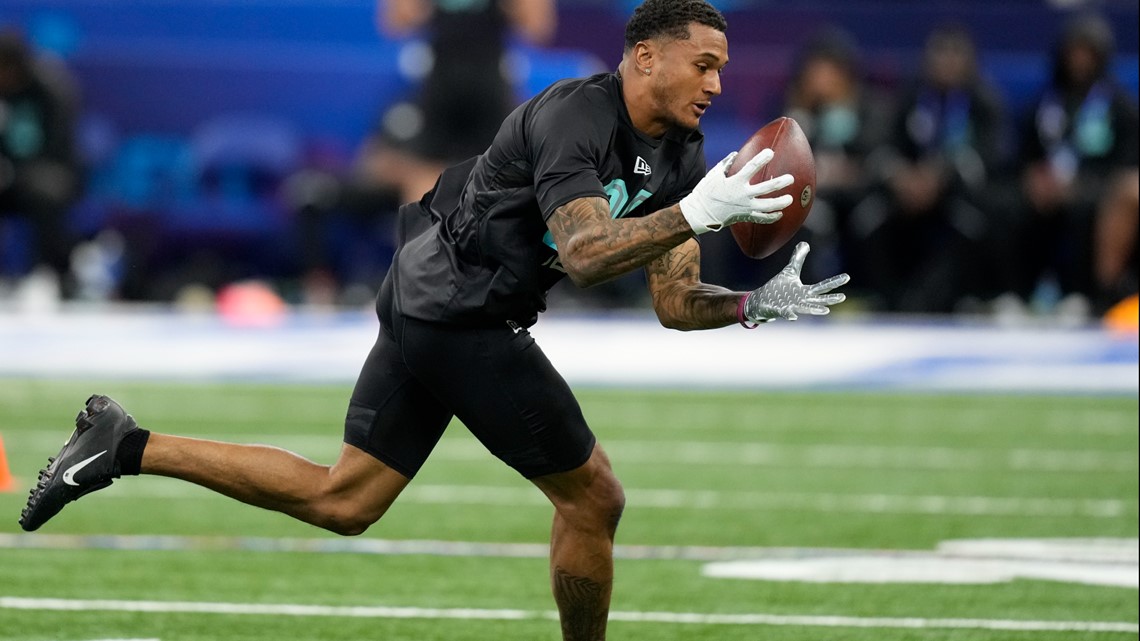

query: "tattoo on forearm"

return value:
[553, 566, 609, 641]
[547, 199, 693, 286]
[646, 241, 739, 330]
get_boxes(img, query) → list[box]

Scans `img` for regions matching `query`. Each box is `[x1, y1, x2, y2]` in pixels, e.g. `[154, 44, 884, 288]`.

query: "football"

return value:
[725, 116, 816, 259]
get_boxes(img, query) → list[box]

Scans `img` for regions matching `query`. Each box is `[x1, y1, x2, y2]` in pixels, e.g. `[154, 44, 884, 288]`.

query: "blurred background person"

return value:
[849, 24, 1010, 313]
[782, 26, 891, 283]
[1093, 167, 1138, 316]
[374, 0, 556, 204]
[0, 28, 81, 303]
[287, 0, 557, 306]
[1011, 12, 1138, 319]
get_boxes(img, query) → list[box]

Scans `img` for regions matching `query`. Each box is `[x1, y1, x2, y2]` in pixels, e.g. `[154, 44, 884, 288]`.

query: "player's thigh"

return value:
[399, 318, 596, 479]
[345, 322, 454, 479]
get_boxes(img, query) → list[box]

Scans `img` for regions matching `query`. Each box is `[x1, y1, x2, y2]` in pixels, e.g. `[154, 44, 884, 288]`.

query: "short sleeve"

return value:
[527, 90, 611, 219]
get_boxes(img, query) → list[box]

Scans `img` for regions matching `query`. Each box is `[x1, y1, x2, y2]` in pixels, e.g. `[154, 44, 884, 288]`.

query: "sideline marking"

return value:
[77, 480, 1135, 518]
[0, 533, 956, 562]
[0, 597, 1135, 633]
[703, 556, 1138, 589]
[426, 439, 1138, 473]
[702, 538, 1139, 589]
[4, 534, 1136, 579]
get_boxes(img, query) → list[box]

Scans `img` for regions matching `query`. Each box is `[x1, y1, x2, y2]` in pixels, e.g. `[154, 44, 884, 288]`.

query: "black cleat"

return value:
[19, 395, 139, 532]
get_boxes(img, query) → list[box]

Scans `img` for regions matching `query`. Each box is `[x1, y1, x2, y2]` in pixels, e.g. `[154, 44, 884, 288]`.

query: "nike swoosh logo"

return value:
[62, 450, 108, 486]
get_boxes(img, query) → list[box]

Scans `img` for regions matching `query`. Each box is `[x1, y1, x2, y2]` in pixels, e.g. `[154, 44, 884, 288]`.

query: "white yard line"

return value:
[66, 480, 1134, 518]
[428, 439, 1137, 473]
[0, 597, 1135, 633]
[3, 533, 1135, 564]
[0, 533, 928, 561]
[386, 484, 1137, 518]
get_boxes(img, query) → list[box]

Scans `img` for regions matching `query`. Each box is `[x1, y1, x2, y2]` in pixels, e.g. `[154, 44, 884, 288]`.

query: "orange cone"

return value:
[1104, 294, 1139, 334]
[0, 434, 15, 492]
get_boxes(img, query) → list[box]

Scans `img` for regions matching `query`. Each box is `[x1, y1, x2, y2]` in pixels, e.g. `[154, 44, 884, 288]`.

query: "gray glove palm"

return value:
[744, 242, 850, 322]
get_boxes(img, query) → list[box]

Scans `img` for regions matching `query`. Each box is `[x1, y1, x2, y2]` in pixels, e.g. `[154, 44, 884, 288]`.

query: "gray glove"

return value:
[743, 242, 850, 323]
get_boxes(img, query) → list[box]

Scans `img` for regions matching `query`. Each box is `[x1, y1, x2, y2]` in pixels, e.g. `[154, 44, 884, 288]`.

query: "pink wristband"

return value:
[737, 293, 759, 329]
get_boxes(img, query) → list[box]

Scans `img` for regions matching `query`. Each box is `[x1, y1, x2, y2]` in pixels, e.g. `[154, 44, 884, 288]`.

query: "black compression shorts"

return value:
[343, 275, 596, 479]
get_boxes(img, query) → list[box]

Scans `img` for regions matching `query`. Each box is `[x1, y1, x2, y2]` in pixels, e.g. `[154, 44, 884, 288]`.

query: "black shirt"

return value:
[429, 0, 506, 70]
[393, 72, 707, 327]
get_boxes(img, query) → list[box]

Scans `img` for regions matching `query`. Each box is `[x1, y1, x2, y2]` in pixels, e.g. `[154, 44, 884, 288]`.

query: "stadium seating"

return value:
[0, 0, 1135, 289]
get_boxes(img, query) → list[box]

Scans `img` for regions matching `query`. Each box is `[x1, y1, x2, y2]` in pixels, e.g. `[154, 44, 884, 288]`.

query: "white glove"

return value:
[679, 149, 795, 235]
[742, 242, 850, 323]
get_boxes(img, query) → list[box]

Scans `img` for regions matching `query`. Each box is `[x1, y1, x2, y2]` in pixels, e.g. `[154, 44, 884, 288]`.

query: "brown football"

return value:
[725, 116, 816, 259]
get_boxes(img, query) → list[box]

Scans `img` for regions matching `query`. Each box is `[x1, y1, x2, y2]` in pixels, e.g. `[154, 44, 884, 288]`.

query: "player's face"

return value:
[650, 24, 728, 131]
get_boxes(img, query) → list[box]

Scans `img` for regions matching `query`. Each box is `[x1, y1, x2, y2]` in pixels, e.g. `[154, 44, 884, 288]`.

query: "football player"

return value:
[21, 2, 848, 638]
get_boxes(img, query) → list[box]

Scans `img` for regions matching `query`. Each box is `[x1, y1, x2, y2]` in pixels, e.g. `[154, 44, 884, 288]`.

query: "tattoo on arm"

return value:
[546, 199, 694, 288]
[553, 566, 609, 641]
[645, 239, 741, 330]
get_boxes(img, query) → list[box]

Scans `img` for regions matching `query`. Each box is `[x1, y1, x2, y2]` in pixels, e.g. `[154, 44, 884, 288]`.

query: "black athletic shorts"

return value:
[343, 275, 597, 479]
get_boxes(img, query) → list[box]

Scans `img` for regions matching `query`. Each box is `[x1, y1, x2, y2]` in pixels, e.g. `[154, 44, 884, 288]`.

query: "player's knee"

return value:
[319, 505, 380, 537]
[314, 493, 387, 536]
[575, 474, 625, 536]
[598, 479, 626, 533]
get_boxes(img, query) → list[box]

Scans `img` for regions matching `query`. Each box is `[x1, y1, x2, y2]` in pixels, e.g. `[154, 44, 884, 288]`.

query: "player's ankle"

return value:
[117, 428, 151, 476]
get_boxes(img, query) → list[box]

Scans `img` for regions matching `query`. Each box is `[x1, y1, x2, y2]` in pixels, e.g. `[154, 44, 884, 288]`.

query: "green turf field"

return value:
[1, 379, 1136, 640]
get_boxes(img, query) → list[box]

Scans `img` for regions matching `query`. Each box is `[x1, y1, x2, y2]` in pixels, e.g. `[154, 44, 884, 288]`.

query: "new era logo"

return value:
[633, 156, 652, 176]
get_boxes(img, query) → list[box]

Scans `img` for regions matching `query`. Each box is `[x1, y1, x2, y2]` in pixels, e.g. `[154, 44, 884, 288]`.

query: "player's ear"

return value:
[632, 41, 655, 75]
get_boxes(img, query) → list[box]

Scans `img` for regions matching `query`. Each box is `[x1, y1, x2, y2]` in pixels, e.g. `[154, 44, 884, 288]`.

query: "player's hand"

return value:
[679, 149, 795, 235]
[743, 242, 850, 322]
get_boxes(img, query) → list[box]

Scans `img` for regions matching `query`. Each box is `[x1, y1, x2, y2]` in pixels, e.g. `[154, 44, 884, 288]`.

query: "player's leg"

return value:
[531, 445, 625, 641]
[21, 394, 414, 535]
[21, 296, 453, 535]
[397, 316, 623, 640]
[140, 308, 453, 535]
[140, 437, 409, 536]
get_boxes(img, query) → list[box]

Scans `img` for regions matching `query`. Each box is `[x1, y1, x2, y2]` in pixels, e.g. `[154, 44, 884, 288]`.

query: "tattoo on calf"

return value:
[553, 566, 609, 641]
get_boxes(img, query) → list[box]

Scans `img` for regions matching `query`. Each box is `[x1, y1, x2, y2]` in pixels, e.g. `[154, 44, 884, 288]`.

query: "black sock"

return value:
[117, 429, 151, 476]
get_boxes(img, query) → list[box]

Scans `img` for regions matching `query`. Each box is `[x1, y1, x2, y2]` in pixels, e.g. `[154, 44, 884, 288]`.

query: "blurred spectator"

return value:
[782, 27, 891, 281]
[286, 0, 556, 306]
[0, 29, 81, 300]
[849, 24, 1010, 313]
[1009, 12, 1139, 317]
[1092, 167, 1138, 314]
[374, 0, 556, 203]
